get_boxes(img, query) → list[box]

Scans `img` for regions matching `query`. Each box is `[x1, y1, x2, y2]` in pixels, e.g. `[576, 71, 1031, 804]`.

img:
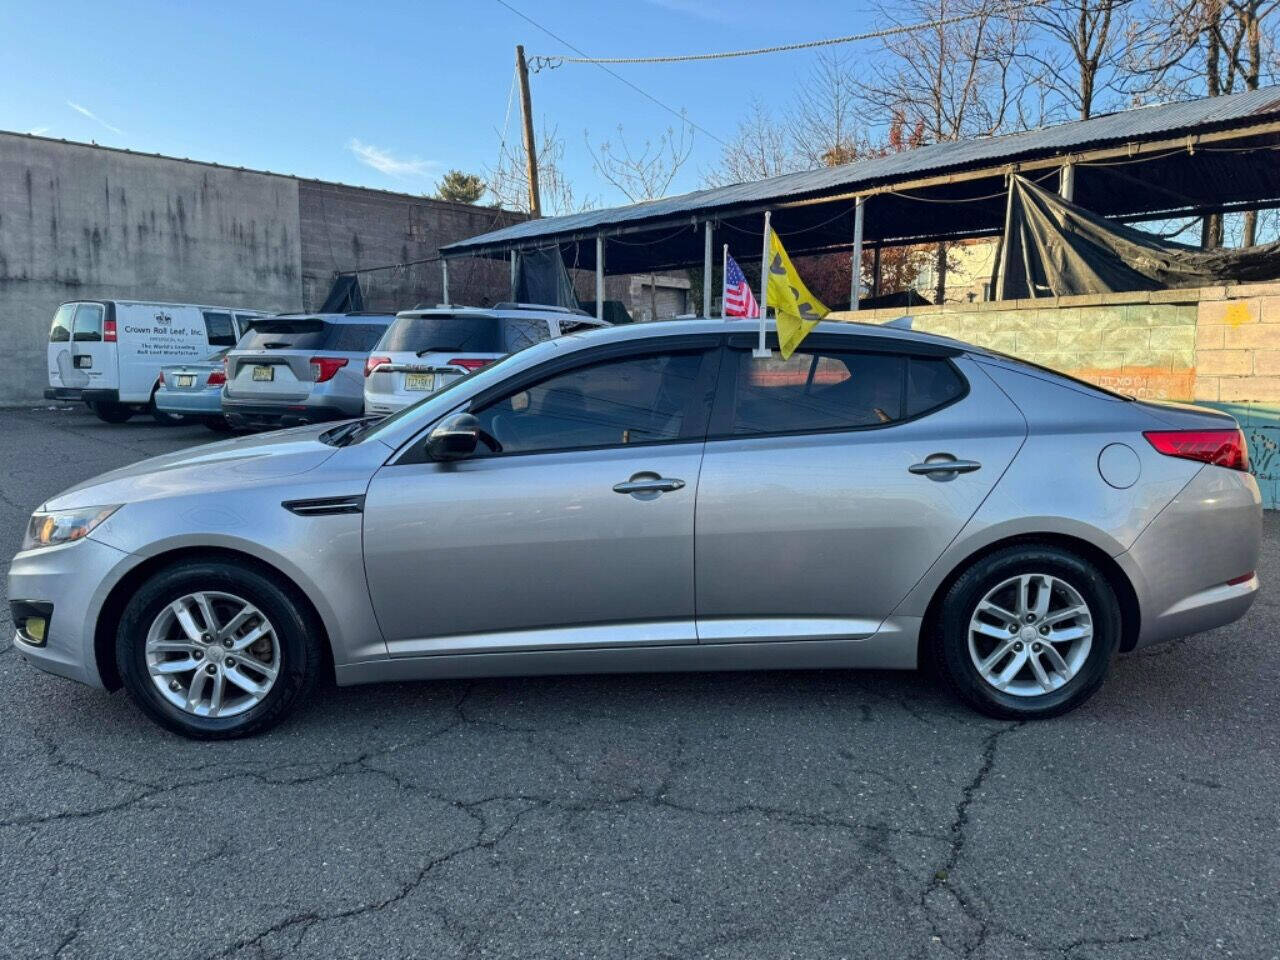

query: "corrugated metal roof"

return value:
[444, 86, 1280, 256]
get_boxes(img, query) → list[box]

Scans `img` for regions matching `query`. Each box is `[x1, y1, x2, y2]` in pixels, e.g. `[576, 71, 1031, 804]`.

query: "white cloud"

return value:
[66, 101, 124, 136]
[347, 138, 437, 179]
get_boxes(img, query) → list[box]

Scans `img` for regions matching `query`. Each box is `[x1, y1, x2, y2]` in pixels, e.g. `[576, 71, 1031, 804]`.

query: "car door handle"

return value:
[613, 475, 685, 495]
[909, 457, 982, 476]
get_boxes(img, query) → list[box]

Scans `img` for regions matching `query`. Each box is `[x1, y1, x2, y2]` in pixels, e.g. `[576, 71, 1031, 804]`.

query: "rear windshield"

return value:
[982, 350, 1134, 400]
[379, 314, 551, 354]
[236, 319, 387, 352]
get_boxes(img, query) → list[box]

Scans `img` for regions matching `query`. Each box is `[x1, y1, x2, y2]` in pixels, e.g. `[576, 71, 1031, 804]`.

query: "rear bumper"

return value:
[154, 388, 222, 416]
[1118, 465, 1262, 649]
[222, 399, 354, 429]
[44, 387, 120, 404]
[364, 393, 415, 416]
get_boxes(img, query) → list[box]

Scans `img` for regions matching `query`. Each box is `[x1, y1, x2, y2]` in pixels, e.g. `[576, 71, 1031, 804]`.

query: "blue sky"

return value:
[0, 0, 879, 206]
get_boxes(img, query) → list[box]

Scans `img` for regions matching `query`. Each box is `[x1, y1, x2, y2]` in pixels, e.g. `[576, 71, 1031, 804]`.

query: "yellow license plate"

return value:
[404, 372, 435, 392]
[252, 365, 274, 382]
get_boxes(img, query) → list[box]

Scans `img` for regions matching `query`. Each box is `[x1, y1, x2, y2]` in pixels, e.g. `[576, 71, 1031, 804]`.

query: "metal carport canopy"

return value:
[442, 86, 1280, 276]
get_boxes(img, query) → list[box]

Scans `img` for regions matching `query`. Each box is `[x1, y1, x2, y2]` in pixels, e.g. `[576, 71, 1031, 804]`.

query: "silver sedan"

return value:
[8, 320, 1261, 738]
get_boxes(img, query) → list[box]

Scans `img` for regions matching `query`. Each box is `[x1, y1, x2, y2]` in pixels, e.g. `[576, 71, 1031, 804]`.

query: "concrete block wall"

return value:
[830, 282, 1280, 507]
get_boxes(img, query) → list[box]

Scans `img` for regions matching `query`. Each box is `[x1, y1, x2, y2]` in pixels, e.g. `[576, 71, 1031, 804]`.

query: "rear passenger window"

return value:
[71, 303, 105, 342]
[323, 324, 387, 352]
[203, 311, 237, 347]
[49, 304, 75, 342]
[501, 318, 552, 352]
[723, 347, 964, 436]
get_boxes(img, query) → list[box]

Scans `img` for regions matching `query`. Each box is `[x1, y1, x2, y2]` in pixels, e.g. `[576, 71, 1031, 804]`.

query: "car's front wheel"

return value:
[115, 561, 323, 738]
[934, 545, 1121, 720]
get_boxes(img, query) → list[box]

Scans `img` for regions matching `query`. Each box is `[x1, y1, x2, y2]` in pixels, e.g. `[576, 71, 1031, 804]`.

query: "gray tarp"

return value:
[320, 274, 365, 312]
[513, 247, 580, 310]
[993, 175, 1280, 299]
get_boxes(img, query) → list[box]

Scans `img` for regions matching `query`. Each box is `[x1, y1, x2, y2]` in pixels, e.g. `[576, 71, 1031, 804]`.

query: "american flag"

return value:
[723, 252, 759, 318]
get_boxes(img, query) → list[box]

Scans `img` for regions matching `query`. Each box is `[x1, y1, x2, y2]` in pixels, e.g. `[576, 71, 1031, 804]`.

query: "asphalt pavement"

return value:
[1, 404, 1277, 960]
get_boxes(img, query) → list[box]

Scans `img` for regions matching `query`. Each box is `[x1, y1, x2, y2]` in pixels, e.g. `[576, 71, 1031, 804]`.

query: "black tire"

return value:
[932, 545, 1121, 720]
[115, 560, 323, 738]
[91, 401, 134, 424]
[203, 415, 234, 433]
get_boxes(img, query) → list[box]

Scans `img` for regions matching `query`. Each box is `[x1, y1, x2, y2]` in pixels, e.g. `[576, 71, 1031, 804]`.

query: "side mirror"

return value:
[426, 413, 481, 461]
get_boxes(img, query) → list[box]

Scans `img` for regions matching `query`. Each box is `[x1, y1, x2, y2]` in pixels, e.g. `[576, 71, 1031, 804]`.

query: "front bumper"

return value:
[7, 537, 137, 688]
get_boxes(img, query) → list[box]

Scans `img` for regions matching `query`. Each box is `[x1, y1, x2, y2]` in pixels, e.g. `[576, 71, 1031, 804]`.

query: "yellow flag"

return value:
[766, 229, 828, 359]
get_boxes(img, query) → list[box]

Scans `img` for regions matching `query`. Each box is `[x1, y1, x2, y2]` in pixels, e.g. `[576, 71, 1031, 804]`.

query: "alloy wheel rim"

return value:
[145, 591, 280, 718]
[967, 574, 1093, 698]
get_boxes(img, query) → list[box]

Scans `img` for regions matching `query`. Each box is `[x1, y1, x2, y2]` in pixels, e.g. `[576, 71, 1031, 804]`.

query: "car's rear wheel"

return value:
[115, 561, 322, 738]
[90, 401, 133, 424]
[934, 546, 1120, 719]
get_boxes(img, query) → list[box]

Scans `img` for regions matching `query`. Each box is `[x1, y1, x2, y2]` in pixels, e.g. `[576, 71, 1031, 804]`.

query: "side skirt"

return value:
[335, 617, 921, 685]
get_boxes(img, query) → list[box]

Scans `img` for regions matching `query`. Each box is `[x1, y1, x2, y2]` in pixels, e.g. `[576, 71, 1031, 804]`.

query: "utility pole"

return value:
[515, 45, 542, 218]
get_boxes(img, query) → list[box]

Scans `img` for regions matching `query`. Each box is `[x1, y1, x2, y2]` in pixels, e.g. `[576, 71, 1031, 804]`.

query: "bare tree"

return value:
[586, 122, 694, 204]
[587, 122, 695, 319]
[487, 119, 593, 216]
[860, 0, 1027, 302]
[702, 97, 805, 187]
[1022, 0, 1133, 120]
[788, 50, 870, 167]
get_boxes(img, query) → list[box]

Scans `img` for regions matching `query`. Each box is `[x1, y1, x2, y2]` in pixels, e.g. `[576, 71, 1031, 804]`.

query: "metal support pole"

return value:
[1059, 163, 1075, 202]
[721, 243, 728, 320]
[509, 249, 516, 301]
[441, 258, 450, 305]
[850, 197, 865, 311]
[755, 211, 771, 357]
[702, 222, 713, 318]
[595, 234, 604, 322]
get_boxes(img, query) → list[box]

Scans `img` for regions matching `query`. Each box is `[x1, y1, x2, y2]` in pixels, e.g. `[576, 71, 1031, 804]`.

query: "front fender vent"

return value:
[282, 495, 364, 516]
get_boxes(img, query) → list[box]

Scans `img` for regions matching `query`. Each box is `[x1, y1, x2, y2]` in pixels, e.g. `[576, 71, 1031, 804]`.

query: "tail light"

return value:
[310, 356, 349, 382]
[449, 357, 492, 373]
[365, 355, 391, 377]
[1143, 429, 1249, 471]
[207, 368, 226, 387]
[103, 319, 117, 342]
[156, 370, 165, 386]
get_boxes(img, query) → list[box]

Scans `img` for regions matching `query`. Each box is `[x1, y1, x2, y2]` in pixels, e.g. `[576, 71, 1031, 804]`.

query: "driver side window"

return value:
[471, 350, 707, 456]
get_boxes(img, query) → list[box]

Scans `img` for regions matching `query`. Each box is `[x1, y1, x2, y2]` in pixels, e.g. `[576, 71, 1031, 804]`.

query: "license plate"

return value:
[252, 365, 274, 382]
[404, 372, 435, 392]
[177, 374, 196, 388]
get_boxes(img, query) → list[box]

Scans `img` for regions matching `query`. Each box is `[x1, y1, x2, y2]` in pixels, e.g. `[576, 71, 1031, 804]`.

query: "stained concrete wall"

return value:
[296, 182, 518, 313]
[0, 132, 524, 405]
[0, 133, 302, 404]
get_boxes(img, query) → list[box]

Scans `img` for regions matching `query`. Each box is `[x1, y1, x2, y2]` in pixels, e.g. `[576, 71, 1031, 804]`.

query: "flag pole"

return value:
[754, 211, 771, 357]
[721, 243, 728, 320]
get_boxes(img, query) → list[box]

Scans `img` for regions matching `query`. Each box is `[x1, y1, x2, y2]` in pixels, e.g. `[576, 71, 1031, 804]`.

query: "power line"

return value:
[492, 0, 727, 147]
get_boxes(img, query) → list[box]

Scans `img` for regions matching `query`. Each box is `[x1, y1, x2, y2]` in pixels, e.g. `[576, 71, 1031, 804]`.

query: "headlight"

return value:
[21, 505, 121, 552]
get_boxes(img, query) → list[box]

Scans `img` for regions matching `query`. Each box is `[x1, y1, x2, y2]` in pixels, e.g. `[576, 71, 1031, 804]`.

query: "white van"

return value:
[45, 300, 265, 423]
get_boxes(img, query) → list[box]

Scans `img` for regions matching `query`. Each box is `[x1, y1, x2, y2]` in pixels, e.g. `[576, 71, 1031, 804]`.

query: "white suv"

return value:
[363, 304, 608, 415]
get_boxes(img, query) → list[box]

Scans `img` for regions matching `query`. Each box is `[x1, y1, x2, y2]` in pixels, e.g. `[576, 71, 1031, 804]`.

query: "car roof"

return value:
[394, 306, 607, 325]
[260, 313, 395, 324]
[551, 317, 983, 355]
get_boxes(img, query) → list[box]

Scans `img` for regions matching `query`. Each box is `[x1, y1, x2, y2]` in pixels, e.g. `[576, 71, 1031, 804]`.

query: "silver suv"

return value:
[363, 304, 607, 415]
[222, 313, 394, 429]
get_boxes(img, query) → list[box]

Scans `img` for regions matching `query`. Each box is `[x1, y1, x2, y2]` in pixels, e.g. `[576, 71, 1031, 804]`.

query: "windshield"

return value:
[236, 319, 387, 352]
[380, 315, 502, 353]
[345, 346, 533, 446]
[981, 350, 1135, 401]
